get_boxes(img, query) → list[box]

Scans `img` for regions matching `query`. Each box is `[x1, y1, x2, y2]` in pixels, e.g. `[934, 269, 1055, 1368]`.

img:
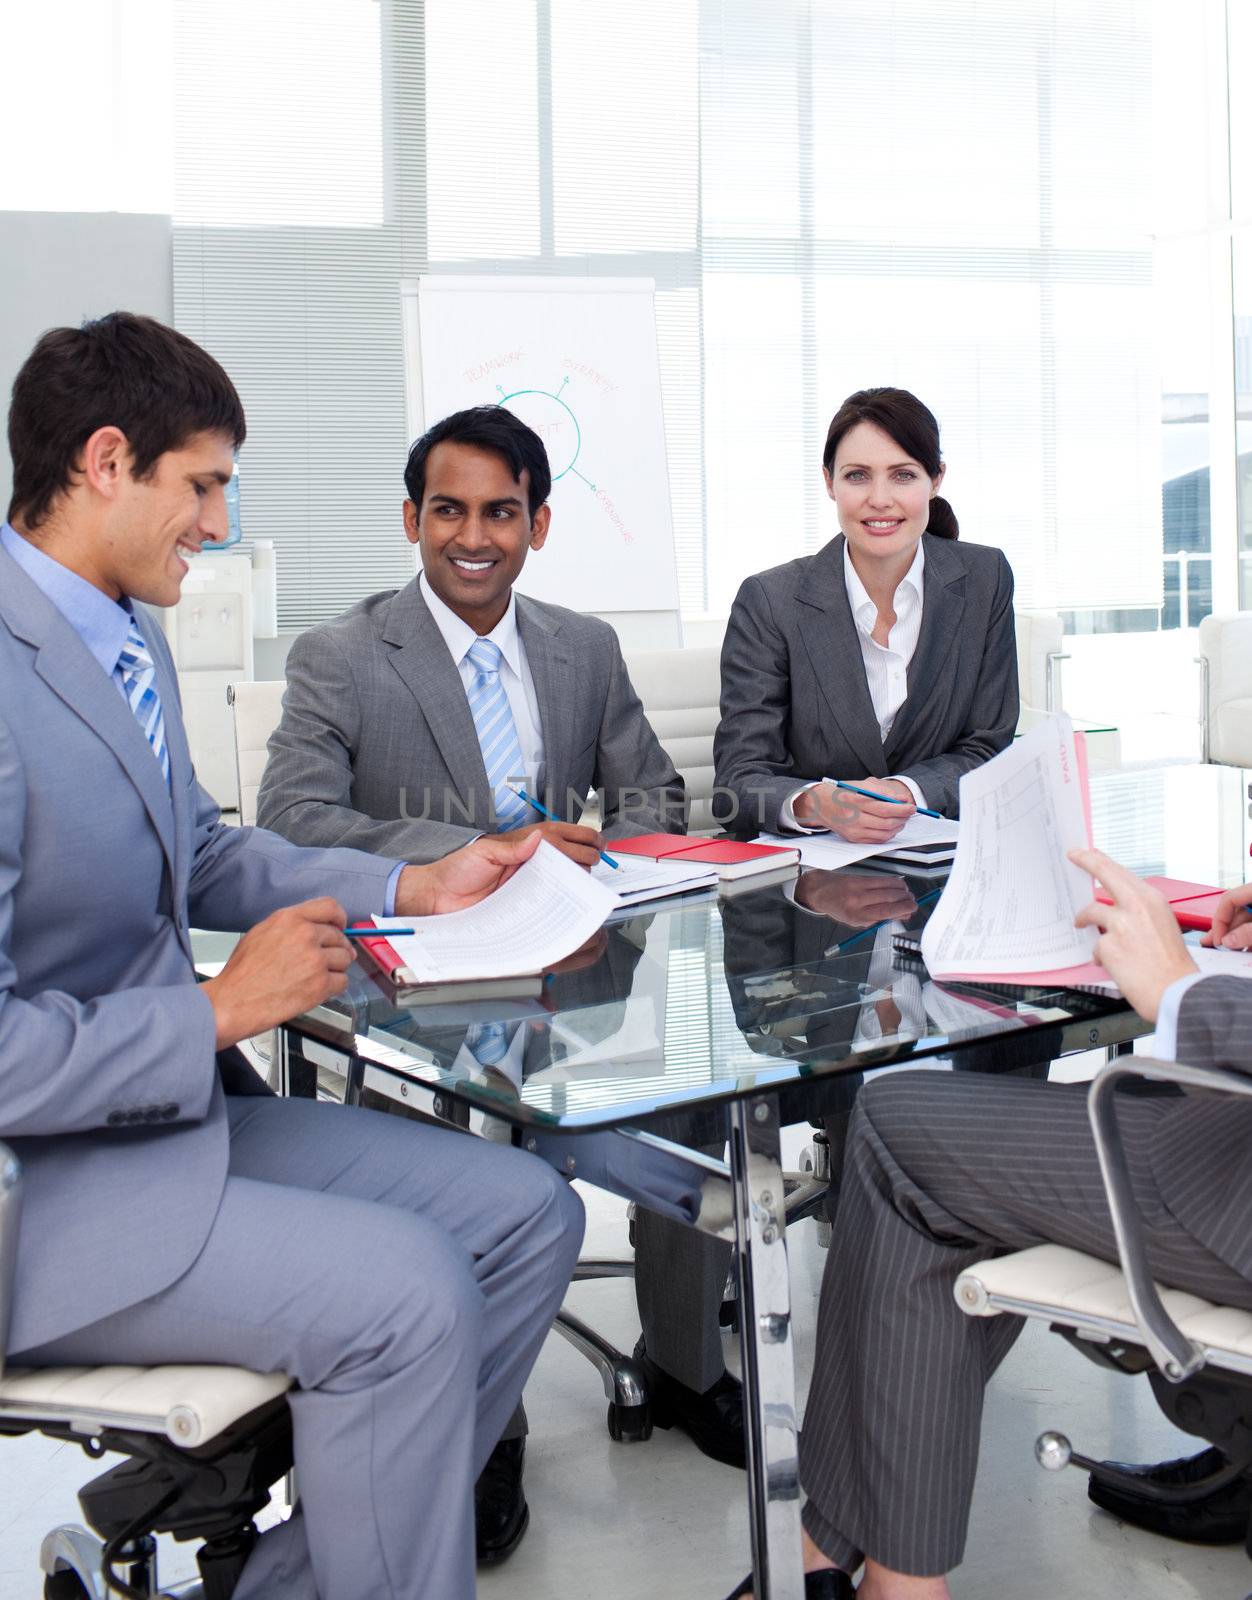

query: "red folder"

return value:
[610, 833, 800, 880]
[1095, 875, 1223, 932]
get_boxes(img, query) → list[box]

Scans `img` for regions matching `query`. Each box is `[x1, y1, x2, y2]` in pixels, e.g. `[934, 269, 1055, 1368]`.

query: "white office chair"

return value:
[224, 681, 287, 827]
[1014, 608, 1067, 720]
[1198, 613, 1252, 767]
[956, 1054, 1252, 1561]
[0, 1145, 293, 1600]
[621, 645, 722, 833]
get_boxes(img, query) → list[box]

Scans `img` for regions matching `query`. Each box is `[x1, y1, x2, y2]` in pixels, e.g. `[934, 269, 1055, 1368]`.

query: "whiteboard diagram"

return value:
[401, 277, 680, 615]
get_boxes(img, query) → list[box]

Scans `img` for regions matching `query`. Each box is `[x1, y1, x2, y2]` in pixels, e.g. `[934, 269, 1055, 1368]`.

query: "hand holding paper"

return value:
[1069, 847, 1199, 1022]
[920, 715, 1095, 981]
[396, 829, 541, 916]
[374, 840, 618, 983]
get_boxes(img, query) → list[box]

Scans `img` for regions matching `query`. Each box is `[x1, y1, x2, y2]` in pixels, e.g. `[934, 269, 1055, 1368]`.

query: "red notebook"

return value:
[349, 930, 543, 1005]
[1095, 876, 1224, 932]
[610, 833, 801, 881]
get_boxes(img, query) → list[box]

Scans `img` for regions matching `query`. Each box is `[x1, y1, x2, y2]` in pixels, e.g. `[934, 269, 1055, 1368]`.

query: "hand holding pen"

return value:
[508, 786, 619, 871]
[792, 777, 922, 844]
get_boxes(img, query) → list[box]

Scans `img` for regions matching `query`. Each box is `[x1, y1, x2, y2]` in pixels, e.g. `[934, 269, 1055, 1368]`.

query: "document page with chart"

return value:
[921, 715, 1096, 981]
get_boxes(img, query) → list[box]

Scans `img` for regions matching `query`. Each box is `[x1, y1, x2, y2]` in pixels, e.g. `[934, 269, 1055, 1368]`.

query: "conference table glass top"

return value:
[281, 762, 1251, 1133]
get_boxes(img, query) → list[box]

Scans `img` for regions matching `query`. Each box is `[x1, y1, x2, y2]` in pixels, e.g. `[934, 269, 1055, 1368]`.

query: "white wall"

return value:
[0, 210, 172, 517]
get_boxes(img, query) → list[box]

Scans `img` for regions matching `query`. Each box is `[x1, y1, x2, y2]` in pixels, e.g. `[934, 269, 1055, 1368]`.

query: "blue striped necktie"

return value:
[465, 638, 531, 832]
[116, 615, 171, 786]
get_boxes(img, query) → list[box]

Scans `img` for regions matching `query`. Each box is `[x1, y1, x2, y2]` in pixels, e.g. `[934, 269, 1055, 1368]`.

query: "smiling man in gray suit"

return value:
[0, 314, 585, 1600]
[257, 405, 685, 865]
[258, 407, 743, 1555]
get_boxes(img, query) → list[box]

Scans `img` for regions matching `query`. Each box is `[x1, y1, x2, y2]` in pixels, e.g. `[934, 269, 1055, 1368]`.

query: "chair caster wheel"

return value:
[45, 1574, 92, 1600]
[607, 1400, 653, 1442]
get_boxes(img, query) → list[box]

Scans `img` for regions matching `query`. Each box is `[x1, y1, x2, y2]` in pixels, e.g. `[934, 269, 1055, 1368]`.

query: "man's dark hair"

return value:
[403, 405, 552, 520]
[7, 311, 247, 530]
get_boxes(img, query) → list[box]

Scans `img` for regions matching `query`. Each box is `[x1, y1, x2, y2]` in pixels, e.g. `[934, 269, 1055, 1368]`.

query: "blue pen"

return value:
[345, 926, 415, 937]
[833, 780, 943, 820]
[511, 787, 619, 869]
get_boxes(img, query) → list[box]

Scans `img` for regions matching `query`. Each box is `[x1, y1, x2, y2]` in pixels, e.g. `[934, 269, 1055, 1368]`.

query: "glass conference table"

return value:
[261, 762, 1252, 1600]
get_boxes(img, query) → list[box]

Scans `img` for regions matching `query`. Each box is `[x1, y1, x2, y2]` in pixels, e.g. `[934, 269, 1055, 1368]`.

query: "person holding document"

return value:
[722, 853, 1252, 1600]
[0, 314, 587, 1600]
[714, 387, 1018, 843]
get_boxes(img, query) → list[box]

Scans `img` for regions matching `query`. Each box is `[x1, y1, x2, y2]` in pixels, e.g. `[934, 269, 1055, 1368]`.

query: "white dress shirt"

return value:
[419, 573, 545, 795]
[782, 540, 928, 831]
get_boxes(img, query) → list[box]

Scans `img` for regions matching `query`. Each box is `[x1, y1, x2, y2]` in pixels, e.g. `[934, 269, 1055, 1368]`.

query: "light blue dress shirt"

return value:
[1, 521, 403, 912]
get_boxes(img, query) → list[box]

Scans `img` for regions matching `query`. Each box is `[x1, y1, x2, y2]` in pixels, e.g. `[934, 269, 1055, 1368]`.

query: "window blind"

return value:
[170, 0, 1164, 629]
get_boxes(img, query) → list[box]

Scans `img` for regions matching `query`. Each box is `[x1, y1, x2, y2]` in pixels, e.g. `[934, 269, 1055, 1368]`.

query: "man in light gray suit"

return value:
[723, 851, 1252, 1600]
[0, 313, 585, 1600]
[257, 406, 744, 1550]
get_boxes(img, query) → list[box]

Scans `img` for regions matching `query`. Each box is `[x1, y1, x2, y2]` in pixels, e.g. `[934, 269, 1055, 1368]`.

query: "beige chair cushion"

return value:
[1199, 614, 1252, 766]
[1210, 698, 1252, 769]
[955, 1243, 1252, 1375]
[0, 1364, 290, 1448]
[1014, 609, 1063, 715]
[228, 680, 287, 825]
[622, 646, 722, 833]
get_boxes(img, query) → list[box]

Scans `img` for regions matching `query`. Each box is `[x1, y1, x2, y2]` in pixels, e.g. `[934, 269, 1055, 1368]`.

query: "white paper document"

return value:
[758, 811, 959, 872]
[591, 854, 719, 905]
[372, 841, 617, 981]
[921, 715, 1095, 980]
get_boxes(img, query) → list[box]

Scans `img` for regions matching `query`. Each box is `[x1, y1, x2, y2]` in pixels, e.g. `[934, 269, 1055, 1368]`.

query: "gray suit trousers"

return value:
[798, 1071, 1252, 1577]
[20, 1095, 585, 1600]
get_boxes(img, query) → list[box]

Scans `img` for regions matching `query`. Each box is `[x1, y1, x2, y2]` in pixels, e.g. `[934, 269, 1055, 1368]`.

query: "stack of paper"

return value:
[592, 853, 719, 905]
[371, 840, 618, 984]
[920, 715, 1098, 984]
[757, 812, 959, 873]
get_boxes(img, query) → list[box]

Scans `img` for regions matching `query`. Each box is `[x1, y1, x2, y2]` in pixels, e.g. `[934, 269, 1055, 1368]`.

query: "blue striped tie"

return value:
[467, 1021, 511, 1066]
[116, 615, 170, 786]
[465, 638, 531, 832]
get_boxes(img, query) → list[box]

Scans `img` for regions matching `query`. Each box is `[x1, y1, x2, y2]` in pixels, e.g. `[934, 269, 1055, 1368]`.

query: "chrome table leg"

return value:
[729, 1092, 804, 1600]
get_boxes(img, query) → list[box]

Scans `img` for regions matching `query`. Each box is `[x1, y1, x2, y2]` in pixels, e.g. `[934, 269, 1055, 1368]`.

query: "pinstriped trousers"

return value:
[798, 1070, 1252, 1577]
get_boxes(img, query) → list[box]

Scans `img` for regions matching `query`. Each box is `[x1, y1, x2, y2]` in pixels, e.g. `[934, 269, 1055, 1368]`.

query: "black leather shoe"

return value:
[723, 1567, 853, 1599]
[1088, 1446, 1251, 1545]
[475, 1436, 529, 1565]
[635, 1338, 746, 1469]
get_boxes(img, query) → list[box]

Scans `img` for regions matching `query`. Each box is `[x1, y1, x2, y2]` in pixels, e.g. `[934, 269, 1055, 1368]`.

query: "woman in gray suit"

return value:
[713, 388, 1019, 844]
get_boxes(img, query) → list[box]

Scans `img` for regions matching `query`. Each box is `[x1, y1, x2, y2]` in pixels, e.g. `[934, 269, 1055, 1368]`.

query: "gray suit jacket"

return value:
[256, 580, 687, 863]
[713, 534, 1019, 832]
[1167, 975, 1252, 1281]
[0, 546, 396, 1353]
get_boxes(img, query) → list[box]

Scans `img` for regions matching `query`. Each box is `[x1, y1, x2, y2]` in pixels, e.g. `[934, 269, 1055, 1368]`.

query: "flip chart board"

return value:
[401, 276, 680, 614]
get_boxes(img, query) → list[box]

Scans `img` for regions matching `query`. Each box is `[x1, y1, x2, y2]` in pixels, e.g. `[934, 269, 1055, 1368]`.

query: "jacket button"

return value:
[106, 1110, 126, 1127]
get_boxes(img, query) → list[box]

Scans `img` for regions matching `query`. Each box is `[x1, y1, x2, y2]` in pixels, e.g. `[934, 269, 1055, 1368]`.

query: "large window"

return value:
[3, 0, 1246, 707]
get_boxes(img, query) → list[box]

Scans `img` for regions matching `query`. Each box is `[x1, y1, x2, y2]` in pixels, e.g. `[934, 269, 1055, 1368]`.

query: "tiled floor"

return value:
[4, 1125, 1250, 1599]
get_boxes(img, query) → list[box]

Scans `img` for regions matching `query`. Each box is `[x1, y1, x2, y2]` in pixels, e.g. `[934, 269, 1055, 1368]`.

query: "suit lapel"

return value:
[884, 534, 966, 762]
[797, 536, 888, 776]
[0, 554, 177, 878]
[516, 598, 573, 802]
[381, 581, 492, 796]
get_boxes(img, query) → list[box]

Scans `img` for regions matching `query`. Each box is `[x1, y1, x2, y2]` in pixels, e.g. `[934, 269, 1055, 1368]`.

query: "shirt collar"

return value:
[842, 538, 926, 632]
[1, 521, 133, 677]
[419, 571, 522, 677]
